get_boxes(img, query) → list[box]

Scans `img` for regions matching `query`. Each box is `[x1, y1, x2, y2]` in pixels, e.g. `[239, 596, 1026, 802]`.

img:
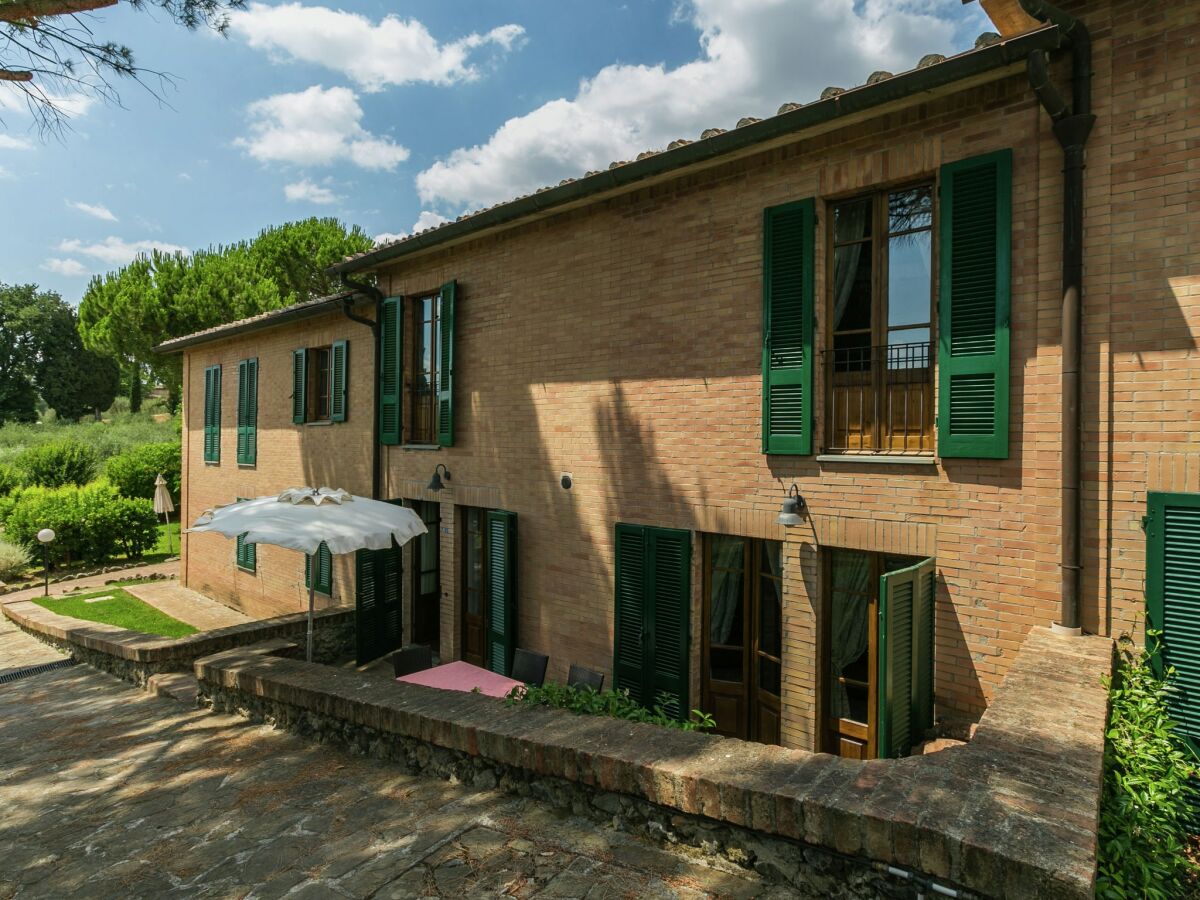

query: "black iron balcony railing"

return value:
[823, 340, 936, 453]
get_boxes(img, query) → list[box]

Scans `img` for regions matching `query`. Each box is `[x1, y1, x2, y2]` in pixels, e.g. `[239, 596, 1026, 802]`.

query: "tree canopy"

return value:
[77, 217, 374, 398]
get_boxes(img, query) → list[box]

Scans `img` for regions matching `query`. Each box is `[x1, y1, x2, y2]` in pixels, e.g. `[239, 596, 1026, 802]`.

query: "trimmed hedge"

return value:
[5, 482, 159, 567]
[14, 439, 97, 488]
[105, 441, 181, 502]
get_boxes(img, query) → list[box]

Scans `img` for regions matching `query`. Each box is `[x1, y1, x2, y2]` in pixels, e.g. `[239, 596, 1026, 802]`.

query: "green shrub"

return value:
[506, 682, 716, 732]
[1097, 634, 1200, 899]
[14, 439, 97, 488]
[0, 412, 180, 466]
[0, 538, 30, 581]
[4, 482, 157, 566]
[0, 462, 21, 496]
[105, 441, 181, 501]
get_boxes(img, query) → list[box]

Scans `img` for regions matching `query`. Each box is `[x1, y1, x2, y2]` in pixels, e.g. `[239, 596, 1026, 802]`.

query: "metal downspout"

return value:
[1019, 0, 1095, 635]
[339, 276, 385, 501]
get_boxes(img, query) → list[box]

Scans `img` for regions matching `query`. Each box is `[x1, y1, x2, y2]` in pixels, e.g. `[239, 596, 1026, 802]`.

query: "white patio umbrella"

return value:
[153, 473, 175, 554]
[188, 487, 427, 662]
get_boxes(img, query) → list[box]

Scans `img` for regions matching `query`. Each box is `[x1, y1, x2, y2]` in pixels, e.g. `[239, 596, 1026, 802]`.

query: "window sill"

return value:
[400, 444, 441, 451]
[237, 462, 256, 469]
[237, 566, 256, 575]
[303, 420, 333, 427]
[816, 453, 937, 467]
[204, 460, 220, 466]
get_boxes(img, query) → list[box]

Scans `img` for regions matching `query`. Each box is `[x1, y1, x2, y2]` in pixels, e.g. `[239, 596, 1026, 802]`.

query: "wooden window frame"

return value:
[823, 180, 938, 454]
[460, 506, 489, 666]
[406, 292, 441, 446]
[306, 346, 332, 423]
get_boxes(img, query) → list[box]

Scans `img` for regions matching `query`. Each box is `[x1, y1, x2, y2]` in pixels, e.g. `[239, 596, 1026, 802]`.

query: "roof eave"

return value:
[332, 23, 1060, 277]
[155, 292, 363, 354]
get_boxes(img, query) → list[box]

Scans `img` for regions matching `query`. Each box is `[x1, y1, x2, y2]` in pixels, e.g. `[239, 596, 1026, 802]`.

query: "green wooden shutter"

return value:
[878, 557, 935, 759]
[613, 524, 648, 704]
[355, 547, 377, 663]
[1146, 492, 1200, 752]
[761, 198, 815, 455]
[330, 340, 348, 423]
[203, 365, 221, 463]
[437, 281, 456, 447]
[486, 510, 517, 676]
[306, 541, 332, 595]
[235, 497, 256, 572]
[647, 526, 692, 720]
[612, 524, 692, 720]
[237, 358, 257, 465]
[937, 149, 1012, 458]
[379, 297, 403, 445]
[292, 349, 307, 425]
[911, 560, 937, 742]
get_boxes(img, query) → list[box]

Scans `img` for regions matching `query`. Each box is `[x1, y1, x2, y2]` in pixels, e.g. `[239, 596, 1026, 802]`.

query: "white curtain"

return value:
[829, 550, 871, 720]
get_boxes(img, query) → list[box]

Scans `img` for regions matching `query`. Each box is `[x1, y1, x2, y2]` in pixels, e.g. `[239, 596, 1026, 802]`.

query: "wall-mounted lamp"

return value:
[427, 464, 452, 492]
[776, 484, 806, 526]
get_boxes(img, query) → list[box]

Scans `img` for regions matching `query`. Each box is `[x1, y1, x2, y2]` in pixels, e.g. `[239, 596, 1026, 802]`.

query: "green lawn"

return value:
[33, 587, 197, 638]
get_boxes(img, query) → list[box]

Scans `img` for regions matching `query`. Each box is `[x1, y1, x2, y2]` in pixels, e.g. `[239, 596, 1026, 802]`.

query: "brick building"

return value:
[162, 0, 1200, 759]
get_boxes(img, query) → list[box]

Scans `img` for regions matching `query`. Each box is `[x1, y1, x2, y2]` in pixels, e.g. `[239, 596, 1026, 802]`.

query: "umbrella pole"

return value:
[166, 510, 172, 554]
[307, 580, 315, 663]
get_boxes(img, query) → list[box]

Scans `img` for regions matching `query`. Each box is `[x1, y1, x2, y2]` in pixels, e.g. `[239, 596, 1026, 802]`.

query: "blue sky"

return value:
[0, 0, 988, 304]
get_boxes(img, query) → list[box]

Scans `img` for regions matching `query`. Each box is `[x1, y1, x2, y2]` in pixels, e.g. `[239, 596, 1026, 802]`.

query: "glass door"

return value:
[410, 500, 441, 650]
[460, 507, 488, 667]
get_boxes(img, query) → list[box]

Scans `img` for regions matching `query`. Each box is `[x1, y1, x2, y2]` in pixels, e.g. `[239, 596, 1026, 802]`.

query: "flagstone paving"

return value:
[0, 662, 774, 899]
[122, 581, 253, 632]
[0, 613, 67, 678]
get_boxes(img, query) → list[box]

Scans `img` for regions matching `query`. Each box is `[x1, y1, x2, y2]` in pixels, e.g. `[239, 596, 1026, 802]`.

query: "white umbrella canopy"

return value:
[188, 488, 427, 661]
[154, 473, 175, 553]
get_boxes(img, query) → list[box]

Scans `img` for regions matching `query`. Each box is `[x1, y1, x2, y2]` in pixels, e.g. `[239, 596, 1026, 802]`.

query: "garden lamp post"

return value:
[36, 528, 55, 597]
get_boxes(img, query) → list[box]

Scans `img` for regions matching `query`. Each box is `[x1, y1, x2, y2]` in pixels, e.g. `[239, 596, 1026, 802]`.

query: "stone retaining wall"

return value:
[2, 600, 354, 687]
[195, 626, 1112, 899]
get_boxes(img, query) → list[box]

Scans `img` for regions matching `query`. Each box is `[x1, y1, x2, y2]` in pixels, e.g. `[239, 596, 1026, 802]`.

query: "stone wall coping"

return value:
[2, 599, 354, 663]
[195, 626, 1112, 898]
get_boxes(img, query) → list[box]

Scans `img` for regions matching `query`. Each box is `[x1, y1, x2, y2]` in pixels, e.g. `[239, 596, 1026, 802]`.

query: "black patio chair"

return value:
[392, 644, 433, 678]
[511, 648, 549, 687]
[567, 664, 605, 693]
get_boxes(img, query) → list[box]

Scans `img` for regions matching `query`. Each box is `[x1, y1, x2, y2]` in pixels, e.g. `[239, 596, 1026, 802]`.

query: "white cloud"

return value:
[0, 134, 31, 150]
[68, 200, 118, 222]
[416, 0, 987, 209]
[230, 3, 524, 92]
[57, 236, 189, 266]
[0, 89, 94, 118]
[374, 210, 451, 245]
[237, 85, 409, 171]
[284, 178, 340, 204]
[41, 257, 88, 277]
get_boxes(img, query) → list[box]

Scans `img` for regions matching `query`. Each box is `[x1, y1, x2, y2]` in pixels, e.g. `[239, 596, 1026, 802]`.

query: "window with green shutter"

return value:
[306, 541, 333, 595]
[1146, 492, 1200, 753]
[203, 364, 221, 463]
[437, 280, 456, 447]
[762, 198, 815, 455]
[235, 497, 256, 572]
[877, 556, 936, 759]
[379, 297, 402, 444]
[291, 349, 307, 425]
[613, 523, 692, 720]
[486, 509, 517, 676]
[330, 340, 348, 423]
[236, 358, 257, 466]
[356, 536, 402, 665]
[937, 149, 1012, 458]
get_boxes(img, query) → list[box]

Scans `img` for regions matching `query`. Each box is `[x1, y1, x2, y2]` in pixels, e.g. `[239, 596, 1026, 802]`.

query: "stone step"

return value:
[147, 672, 199, 705]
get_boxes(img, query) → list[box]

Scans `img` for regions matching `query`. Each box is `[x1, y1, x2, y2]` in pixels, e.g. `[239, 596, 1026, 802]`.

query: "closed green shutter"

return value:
[437, 281, 456, 447]
[235, 497, 256, 571]
[203, 365, 221, 463]
[761, 198, 815, 455]
[1146, 492, 1200, 753]
[612, 523, 692, 720]
[878, 556, 935, 759]
[379, 297, 402, 445]
[237, 358, 257, 465]
[291, 349, 307, 425]
[911, 562, 936, 741]
[355, 540, 403, 665]
[937, 149, 1012, 458]
[486, 510, 517, 676]
[306, 541, 332, 595]
[330, 340, 348, 423]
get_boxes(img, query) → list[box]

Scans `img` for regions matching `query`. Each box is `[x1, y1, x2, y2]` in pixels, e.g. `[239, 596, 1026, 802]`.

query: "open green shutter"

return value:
[292, 349, 307, 425]
[306, 542, 332, 595]
[237, 359, 257, 465]
[613, 524, 648, 704]
[437, 281, 456, 447]
[355, 546, 377, 664]
[878, 557, 935, 759]
[235, 497, 256, 571]
[486, 510, 517, 676]
[648, 527, 692, 721]
[204, 365, 221, 463]
[330, 340, 348, 423]
[202, 367, 214, 462]
[938, 149, 1011, 458]
[236, 361, 247, 463]
[762, 198, 815, 455]
[1146, 492, 1200, 753]
[379, 297, 402, 445]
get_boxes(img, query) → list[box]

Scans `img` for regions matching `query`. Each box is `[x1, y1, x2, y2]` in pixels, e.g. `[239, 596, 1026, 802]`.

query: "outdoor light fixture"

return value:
[36, 528, 55, 598]
[776, 485, 806, 527]
[427, 464, 452, 492]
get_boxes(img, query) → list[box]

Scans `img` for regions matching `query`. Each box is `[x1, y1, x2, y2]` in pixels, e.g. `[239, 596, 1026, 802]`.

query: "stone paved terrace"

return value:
[121, 580, 253, 631]
[0, 613, 67, 678]
[0, 663, 772, 898]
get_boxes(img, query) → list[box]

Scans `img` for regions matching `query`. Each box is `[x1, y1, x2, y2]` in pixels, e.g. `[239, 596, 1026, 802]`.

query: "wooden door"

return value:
[461, 507, 487, 667]
[411, 500, 441, 650]
[752, 541, 783, 745]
